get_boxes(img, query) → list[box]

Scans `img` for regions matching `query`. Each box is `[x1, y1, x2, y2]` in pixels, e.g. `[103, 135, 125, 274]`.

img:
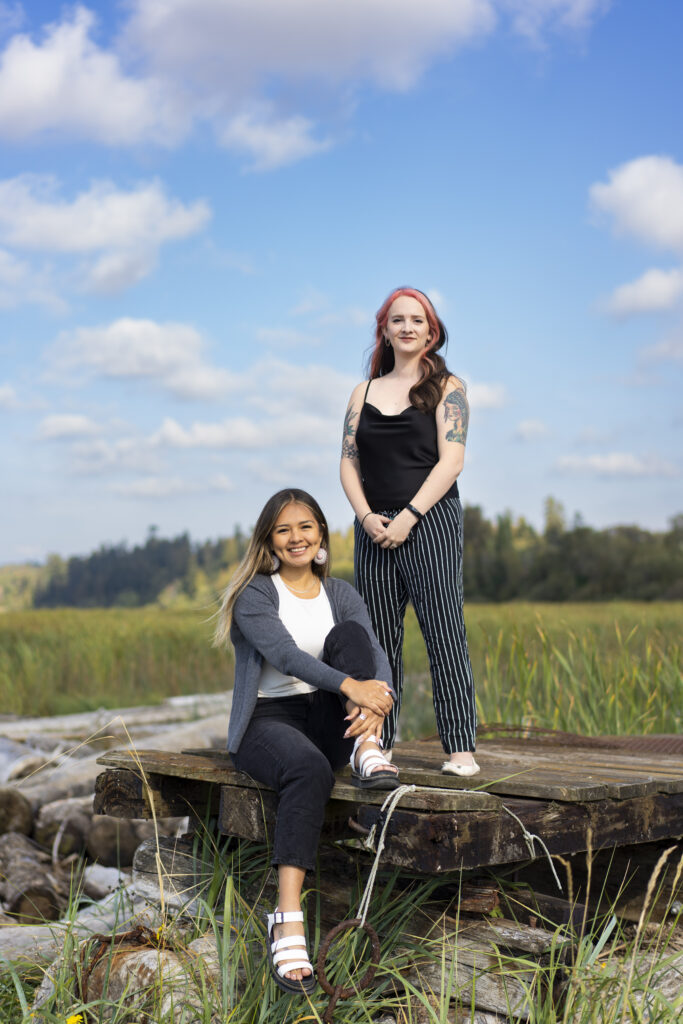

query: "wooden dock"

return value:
[95, 733, 683, 875]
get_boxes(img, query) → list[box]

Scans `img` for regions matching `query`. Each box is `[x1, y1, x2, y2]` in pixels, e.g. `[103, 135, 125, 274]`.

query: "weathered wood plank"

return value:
[97, 750, 499, 811]
[94, 767, 219, 820]
[394, 740, 683, 800]
[353, 792, 683, 872]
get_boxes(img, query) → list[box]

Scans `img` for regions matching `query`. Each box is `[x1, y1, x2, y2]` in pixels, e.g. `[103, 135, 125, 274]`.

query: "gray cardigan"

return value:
[227, 574, 394, 753]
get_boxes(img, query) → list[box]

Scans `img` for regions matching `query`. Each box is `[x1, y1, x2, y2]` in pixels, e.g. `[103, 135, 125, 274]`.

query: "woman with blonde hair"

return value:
[340, 287, 478, 776]
[215, 487, 397, 994]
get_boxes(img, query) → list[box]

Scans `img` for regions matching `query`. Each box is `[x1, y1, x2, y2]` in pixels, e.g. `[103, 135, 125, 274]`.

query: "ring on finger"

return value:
[359, 713, 367, 721]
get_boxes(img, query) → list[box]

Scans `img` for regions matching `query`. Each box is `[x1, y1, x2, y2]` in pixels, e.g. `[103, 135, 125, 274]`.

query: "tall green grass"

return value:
[0, 603, 680, 733]
[3, 836, 681, 1023]
[0, 608, 232, 717]
[401, 602, 682, 739]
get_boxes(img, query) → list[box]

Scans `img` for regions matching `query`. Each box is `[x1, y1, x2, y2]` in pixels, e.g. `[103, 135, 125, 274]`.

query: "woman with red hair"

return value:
[340, 287, 478, 776]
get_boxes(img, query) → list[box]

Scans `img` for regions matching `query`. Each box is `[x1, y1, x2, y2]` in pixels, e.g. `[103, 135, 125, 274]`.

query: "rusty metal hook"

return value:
[316, 917, 381, 1023]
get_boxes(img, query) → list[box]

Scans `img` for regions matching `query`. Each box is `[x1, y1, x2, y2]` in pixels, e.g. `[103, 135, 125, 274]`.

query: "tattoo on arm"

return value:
[341, 406, 359, 460]
[443, 388, 469, 444]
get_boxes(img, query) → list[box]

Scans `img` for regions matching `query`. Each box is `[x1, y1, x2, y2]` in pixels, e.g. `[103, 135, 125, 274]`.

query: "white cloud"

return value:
[0, 175, 210, 293]
[36, 414, 101, 440]
[0, 381, 18, 409]
[498, 0, 611, 42]
[605, 267, 683, 317]
[248, 359, 356, 416]
[0, 2, 611, 170]
[640, 336, 683, 366]
[209, 473, 233, 492]
[0, 3, 24, 36]
[220, 108, 332, 172]
[151, 411, 339, 450]
[0, 247, 64, 310]
[111, 476, 198, 498]
[515, 419, 549, 440]
[151, 416, 266, 450]
[71, 437, 163, 476]
[124, 0, 496, 94]
[590, 156, 683, 254]
[0, 6, 180, 144]
[556, 453, 679, 478]
[467, 382, 506, 408]
[52, 318, 238, 399]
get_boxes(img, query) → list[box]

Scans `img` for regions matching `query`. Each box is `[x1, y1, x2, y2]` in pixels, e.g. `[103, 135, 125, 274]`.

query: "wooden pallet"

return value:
[95, 737, 683, 873]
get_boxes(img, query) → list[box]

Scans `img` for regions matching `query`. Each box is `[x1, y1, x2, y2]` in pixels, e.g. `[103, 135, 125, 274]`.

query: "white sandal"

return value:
[350, 735, 400, 790]
[441, 758, 480, 777]
[266, 909, 316, 994]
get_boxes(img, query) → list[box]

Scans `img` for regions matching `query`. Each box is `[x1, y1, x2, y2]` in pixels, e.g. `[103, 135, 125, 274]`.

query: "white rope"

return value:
[353, 784, 563, 928]
[501, 804, 563, 891]
[356, 784, 416, 926]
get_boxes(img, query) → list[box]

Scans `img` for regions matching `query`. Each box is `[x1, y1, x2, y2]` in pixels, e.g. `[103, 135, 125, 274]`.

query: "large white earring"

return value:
[313, 547, 328, 565]
[271, 554, 280, 571]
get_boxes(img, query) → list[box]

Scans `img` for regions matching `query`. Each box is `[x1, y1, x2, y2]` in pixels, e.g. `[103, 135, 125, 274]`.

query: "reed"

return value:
[400, 602, 682, 740]
[0, 603, 680, 732]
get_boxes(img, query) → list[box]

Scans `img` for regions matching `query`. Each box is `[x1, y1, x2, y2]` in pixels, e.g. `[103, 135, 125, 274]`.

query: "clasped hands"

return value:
[362, 508, 417, 548]
[340, 676, 394, 742]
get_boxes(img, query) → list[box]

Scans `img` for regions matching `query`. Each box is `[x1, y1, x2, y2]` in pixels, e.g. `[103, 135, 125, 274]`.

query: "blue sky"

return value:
[1, 0, 681, 564]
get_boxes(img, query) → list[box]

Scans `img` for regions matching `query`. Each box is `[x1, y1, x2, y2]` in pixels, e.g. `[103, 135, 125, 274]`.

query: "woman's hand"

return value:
[378, 508, 417, 548]
[363, 512, 391, 542]
[340, 677, 394, 715]
[343, 705, 384, 741]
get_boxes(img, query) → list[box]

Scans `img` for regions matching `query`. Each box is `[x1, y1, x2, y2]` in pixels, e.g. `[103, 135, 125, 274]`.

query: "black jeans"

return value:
[230, 620, 375, 870]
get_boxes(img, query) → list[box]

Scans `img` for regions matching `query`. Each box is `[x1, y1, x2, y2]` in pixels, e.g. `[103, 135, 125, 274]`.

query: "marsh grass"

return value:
[1, 603, 680, 730]
[0, 608, 232, 717]
[400, 602, 682, 740]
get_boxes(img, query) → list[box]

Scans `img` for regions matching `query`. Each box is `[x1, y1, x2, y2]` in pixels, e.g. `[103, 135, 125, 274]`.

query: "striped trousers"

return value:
[354, 497, 477, 753]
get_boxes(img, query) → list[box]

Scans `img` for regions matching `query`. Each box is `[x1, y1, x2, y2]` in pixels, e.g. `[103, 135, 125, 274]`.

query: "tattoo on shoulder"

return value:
[343, 406, 357, 439]
[443, 387, 469, 444]
[341, 405, 359, 460]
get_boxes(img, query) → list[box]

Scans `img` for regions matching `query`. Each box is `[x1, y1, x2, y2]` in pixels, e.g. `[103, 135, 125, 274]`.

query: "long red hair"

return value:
[367, 287, 450, 413]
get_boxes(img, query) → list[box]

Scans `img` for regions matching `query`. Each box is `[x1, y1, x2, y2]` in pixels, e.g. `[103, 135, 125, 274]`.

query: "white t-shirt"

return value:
[257, 574, 335, 698]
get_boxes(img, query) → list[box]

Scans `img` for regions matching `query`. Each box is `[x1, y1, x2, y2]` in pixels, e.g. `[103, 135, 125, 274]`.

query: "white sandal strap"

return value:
[272, 935, 308, 952]
[350, 733, 387, 772]
[273, 948, 310, 965]
[268, 909, 304, 927]
[357, 751, 390, 773]
[276, 960, 313, 976]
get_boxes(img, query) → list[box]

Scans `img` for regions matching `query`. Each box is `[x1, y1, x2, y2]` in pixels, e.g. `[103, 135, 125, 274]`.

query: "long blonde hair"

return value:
[213, 488, 331, 647]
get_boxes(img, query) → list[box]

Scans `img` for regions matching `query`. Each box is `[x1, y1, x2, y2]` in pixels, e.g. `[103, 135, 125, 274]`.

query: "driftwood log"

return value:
[0, 736, 50, 784]
[1, 693, 231, 744]
[0, 785, 33, 836]
[0, 832, 71, 922]
[0, 887, 150, 968]
[33, 795, 94, 855]
[14, 714, 230, 811]
[31, 931, 225, 1024]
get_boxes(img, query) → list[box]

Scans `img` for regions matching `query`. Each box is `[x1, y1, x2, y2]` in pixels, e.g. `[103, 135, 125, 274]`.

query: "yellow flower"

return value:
[66, 1014, 84, 1024]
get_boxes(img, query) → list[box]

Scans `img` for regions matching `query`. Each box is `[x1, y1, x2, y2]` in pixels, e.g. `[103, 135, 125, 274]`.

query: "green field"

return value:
[1, 603, 680, 736]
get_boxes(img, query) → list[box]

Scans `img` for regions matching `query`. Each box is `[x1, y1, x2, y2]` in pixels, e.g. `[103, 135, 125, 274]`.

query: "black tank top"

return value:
[356, 381, 459, 511]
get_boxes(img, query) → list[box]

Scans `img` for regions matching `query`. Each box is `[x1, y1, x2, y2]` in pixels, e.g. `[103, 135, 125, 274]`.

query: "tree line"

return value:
[33, 500, 683, 608]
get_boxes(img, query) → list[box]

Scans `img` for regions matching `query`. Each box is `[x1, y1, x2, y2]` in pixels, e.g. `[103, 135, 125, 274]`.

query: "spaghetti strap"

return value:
[362, 379, 372, 405]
